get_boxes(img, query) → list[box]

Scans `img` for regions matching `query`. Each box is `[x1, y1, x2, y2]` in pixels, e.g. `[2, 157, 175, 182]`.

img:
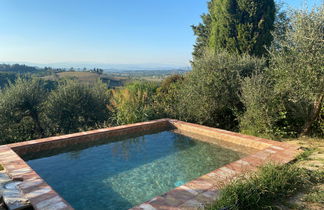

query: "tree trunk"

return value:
[299, 94, 324, 137]
[30, 111, 45, 138]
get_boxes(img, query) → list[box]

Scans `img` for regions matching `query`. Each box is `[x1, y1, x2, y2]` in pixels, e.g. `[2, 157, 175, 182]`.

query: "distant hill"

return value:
[0, 64, 40, 73]
[0, 63, 190, 89]
[1, 62, 191, 71]
[42, 71, 126, 88]
[0, 64, 51, 88]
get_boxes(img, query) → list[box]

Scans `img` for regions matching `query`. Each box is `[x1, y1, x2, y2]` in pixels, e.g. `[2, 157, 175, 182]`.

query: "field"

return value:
[57, 71, 101, 81]
[40, 69, 189, 88]
[42, 71, 126, 88]
[104, 69, 188, 82]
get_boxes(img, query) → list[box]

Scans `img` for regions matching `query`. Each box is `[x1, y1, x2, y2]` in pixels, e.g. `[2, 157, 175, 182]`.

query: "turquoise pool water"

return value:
[23, 130, 244, 210]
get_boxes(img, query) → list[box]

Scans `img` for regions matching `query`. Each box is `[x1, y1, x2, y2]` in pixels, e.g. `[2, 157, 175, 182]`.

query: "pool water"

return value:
[23, 130, 245, 210]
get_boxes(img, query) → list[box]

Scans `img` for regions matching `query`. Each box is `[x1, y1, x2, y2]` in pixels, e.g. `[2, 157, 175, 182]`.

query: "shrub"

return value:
[154, 74, 184, 119]
[239, 73, 289, 138]
[109, 81, 158, 125]
[268, 5, 324, 136]
[240, 5, 324, 138]
[210, 164, 310, 210]
[178, 51, 265, 130]
[44, 80, 110, 134]
[0, 77, 47, 144]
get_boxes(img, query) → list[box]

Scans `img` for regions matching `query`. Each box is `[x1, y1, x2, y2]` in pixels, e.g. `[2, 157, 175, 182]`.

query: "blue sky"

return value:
[0, 0, 322, 68]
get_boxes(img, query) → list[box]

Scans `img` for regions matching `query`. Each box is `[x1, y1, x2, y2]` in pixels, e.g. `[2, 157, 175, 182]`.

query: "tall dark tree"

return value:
[193, 0, 276, 57]
[209, 0, 276, 56]
[191, 1, 212, 59]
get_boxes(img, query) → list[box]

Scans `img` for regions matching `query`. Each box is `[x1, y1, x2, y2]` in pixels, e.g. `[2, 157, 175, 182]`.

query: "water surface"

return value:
[23, 130, 244, 210]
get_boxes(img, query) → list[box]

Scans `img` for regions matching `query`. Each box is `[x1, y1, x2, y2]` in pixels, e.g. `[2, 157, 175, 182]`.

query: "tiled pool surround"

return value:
[0, 119, 301, 210]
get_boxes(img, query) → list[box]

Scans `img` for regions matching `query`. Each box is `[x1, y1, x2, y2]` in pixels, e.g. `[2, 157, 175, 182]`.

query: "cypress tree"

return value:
[191, 1, 212, 58]
[193, 0, 276, 57]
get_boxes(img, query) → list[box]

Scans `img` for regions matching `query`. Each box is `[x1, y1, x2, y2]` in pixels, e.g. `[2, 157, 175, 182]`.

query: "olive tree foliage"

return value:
[109, 81, 159, 125]
[178, 51, 266, 130]
[44, 80, 110, 134]
[270, 5, 324, 136]
[239, 73, 288, 138]
[0, 77, 47, 144]
[240, 5, 324, 138]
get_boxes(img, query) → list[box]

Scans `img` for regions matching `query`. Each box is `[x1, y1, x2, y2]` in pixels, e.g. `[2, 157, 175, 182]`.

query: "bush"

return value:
[109, 81, 159, 125]
[44, 80, 110, 134]
[240, 5, 324, 138]
[0, 77, 47, 144]
[210, 164, 310, 210]
[154, 74, 184, 119]
[178, 51, 265, 130]
[269, 5, 324, 137]
[239, 73, 289, 138]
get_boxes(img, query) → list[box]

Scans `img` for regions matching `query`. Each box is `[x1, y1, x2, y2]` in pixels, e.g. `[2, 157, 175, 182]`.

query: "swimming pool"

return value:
[22, 130, 244, 210]
[0, 119, 300, 210]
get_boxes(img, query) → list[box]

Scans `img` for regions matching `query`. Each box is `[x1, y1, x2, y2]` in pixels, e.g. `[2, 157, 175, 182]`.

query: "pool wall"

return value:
[0, 119, 301, 210]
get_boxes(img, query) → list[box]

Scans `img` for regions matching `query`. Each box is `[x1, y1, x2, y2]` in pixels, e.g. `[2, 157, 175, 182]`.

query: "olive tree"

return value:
[270, 5, 324, 136]
[45, 80, 110, 134]
[178, 51, 266, 130]
[240, 5, 324, 137]
[0, 77, 46, 144]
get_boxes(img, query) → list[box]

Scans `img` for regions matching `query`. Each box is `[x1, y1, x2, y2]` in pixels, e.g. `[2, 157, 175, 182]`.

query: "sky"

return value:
[0, 0, 322, 68]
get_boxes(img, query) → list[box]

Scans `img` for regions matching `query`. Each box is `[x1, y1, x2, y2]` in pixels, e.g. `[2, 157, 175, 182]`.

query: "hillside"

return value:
[42, 71, 126, 88]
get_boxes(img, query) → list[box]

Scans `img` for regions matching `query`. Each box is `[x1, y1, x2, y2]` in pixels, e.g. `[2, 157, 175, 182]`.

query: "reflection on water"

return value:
[110, 136, 146, 160]
[24, 130, 245, 210]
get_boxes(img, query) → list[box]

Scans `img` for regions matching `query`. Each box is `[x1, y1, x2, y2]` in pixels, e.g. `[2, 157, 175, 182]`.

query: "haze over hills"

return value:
[1, 61, 191, 71]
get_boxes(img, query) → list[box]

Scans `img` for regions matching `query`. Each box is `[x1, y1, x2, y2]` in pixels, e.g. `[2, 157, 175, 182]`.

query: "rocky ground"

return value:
[0, 167, 31, 210]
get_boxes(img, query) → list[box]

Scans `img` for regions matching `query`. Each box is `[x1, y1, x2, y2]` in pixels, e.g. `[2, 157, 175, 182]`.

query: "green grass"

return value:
[304, 188, 324, 203]
[0, 164, 3, 170]
[296, 148, 317, 161]
[209, 164, 310, 210]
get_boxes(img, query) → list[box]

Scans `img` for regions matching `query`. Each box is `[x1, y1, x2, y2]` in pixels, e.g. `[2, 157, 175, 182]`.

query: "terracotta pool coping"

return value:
[0, 119, 301, 210]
